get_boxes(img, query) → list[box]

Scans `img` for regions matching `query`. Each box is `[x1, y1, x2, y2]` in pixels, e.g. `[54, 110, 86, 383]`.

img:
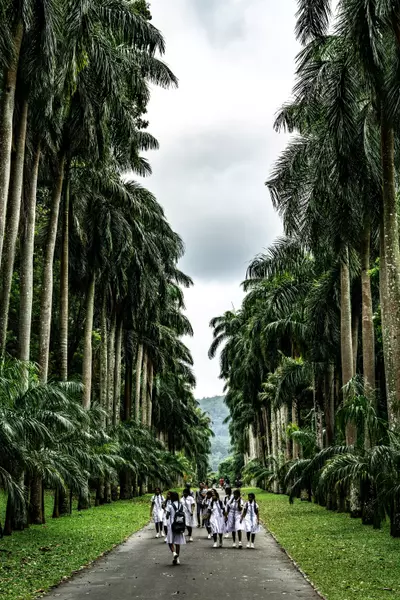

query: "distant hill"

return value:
[198, 396, 231, 472]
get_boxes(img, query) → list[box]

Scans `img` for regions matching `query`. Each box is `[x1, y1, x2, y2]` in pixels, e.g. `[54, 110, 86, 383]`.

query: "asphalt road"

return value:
[44, 520, 321, 599]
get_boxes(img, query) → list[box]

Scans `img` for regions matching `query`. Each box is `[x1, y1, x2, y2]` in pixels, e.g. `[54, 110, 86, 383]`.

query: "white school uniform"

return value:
[226, 498, 244, 533]
[166, 501, 187, 545]
[209, 499, 225, 535]
[163, 499, 171, 528]
[243, 501, 260, 534]
[151, 494, 165, 523]
[202, 497, 211, 526]
[181, 495, 196, 528]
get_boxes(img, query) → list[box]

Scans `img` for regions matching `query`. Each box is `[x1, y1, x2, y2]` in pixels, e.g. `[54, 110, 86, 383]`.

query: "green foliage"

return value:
[0, 494, 150, 600]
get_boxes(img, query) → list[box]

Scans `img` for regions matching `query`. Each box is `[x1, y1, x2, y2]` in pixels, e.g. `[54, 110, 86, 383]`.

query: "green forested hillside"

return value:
[198, 396, 231, 472]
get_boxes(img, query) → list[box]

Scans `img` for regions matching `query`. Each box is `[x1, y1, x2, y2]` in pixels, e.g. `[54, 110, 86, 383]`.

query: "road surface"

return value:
[44, 522, 321, 599]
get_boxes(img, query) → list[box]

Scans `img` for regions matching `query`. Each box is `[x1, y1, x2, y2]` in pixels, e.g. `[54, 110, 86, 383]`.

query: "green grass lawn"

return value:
[0, 494, 150, 600]
[250, 489, 400, 600]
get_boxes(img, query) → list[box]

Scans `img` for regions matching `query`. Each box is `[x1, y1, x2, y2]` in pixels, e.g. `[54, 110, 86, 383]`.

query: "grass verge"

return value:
[0, 495, 150, 600]
[249, 489, 400, 600]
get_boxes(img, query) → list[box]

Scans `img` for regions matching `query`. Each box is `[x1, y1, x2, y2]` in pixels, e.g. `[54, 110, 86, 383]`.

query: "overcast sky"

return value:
[143, 0, 300, 398]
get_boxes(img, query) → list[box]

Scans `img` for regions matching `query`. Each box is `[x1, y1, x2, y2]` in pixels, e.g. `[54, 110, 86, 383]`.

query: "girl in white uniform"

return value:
[162, 491, 171, 542]
[226, 489, 244, 548]
[202, 490, 212, 539]
[208, 489, 225, 548]
[241, 492, 260, 548]
[181, 488, 196, 541]
[150, 488, 165, 538]
[166, 491, 186, 565]
[223, 487, 233, 538]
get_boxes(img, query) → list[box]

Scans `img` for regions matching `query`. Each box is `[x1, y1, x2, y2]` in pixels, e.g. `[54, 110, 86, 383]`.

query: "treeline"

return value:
[0, 0, 211, 537]
[210, 0, 400, 537]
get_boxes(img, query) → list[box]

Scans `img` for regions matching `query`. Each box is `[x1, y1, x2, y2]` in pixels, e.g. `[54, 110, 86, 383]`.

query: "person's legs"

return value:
[238, 530, 242, 543]
[213, 533, 217, 542]
[187, 526, 192, 537]
[175, 543, 180, 556]
[232, 531, 236, 542]
[246, 532, 251, 541]
[218, 533, 223, 546]
[155, 522, 160, 533]
[169, 543, 175, 553]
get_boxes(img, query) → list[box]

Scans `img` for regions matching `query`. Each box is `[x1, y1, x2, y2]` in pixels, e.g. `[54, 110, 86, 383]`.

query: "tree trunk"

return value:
[0, 99, 28, 353]
[124, 334, 132, 421]
[271, 409, 279, 493]
[100, 291, 108, 412]
[19, 143, 41, 362]
[38, 155, 66, 382]
[82, 272, 96, 410]
[29, 476, 43, 525]
[291, 401, 299, 458]
[352, 311, 359, 376]
[58, 486, 69, 516]
[340, 253, 356, 445]
[60, 173, 70, 381]
[324, 365, 335, 446]
[380, 123, 400, 429]
[107, 311, 116, 425]
[360, 226, 376, 447]
[113, 318, 122, 427]
[141, 348, 148, 426]
[52, 488, 60, 519]
[147, 358, 154, 427]
[0, 20, 24, 268]
[135, 343, 143, 422]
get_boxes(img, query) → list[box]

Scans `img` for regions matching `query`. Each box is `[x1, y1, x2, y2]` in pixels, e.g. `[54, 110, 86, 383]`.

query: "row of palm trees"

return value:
[0, 1, 212, 536]
[210, 0, 400, 537]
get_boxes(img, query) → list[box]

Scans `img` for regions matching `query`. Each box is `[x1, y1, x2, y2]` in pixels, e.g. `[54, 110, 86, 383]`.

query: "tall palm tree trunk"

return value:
[82, 272, 96, 410]
[38, 155, 66, 382]
[0, 20, 24, 268]
[340, 252, 356, 445]
[380, 124, 400, 428]
[100, 291, 108, 412]
[0, 99, 28, 353]
[113, 318, 123, 426]
[271, 408, 279, 493]
[141, 348, 148, 426]
[147, 358, 153, 427]
[135, 343, 143, 422]
[360, 226, 376, 447]
[324, 365, 335, 446]
[124, 333, 132, 421]
[291, 400, 300, 458]
[107, 311, 116, 425]
[352, 311, 359, 376]
[60, 173, 70, 381]
[19, 143, 41, 361]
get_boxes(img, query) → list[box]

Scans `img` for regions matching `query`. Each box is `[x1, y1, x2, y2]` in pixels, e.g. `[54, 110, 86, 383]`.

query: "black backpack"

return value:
[172, 503, 186, 534]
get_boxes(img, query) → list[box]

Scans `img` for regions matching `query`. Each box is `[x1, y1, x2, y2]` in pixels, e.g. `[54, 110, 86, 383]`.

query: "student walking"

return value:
[241, 493, 260, 548]
[209, 489, 225, 548]
[223, 486, 233, 538]
[162, 491, 171, 542]
[195, 483, 206, 527]
[181, 488, 196, 541]
[202, 490, 213, 539]
[150, 488, 165, 538]
[226, 489, 244, 548]
[166, 491, 186, 565]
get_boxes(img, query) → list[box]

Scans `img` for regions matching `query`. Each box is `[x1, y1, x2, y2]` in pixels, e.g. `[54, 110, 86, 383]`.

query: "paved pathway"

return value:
[45, 520, 320, 599]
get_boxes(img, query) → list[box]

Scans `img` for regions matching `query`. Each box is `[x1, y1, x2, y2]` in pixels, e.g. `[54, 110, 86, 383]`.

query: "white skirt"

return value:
[210, 513, 225, 535]
[152, 507, 164, 523]
[183, 509, 197, 528]
[226, 511, 244, 533]
[244, 517, 260, 534]
[166, 522, 186, 545]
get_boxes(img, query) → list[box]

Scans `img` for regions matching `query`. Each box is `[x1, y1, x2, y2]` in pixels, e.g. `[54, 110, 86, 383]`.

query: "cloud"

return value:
[141, 0, 300, 397]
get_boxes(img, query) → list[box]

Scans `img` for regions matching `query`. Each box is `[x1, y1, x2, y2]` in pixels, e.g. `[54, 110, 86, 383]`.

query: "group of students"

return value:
[150, 483, 260, 566]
